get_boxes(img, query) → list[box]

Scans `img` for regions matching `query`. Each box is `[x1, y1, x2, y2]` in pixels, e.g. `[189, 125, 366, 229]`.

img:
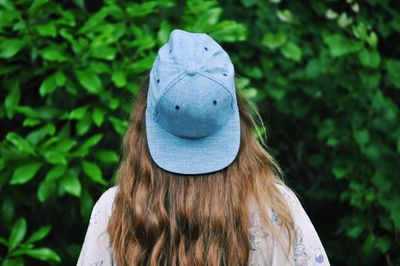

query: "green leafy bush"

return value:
[0, 0, 399, 265]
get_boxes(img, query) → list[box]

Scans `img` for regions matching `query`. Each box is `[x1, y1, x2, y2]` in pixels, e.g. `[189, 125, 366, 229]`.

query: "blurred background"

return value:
[1, 0, 399, 265]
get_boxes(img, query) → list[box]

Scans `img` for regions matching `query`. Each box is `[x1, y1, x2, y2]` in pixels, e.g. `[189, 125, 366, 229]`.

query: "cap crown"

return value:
[147, 29, 236, 139]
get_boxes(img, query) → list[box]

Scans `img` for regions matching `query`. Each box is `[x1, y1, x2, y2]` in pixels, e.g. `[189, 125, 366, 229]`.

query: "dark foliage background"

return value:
[1, 0, 399, 265]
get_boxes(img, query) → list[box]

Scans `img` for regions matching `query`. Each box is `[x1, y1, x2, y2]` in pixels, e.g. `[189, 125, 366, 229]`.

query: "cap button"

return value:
[186, 65, 198, 76]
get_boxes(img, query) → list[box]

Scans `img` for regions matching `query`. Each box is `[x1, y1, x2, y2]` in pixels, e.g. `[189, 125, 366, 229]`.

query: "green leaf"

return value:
[112, 70, 127, 88]
[6, 132, 35, 155]
[75, 70, 103, 93]
[80, 134, 103, 151]
[23, 118, 41, 127]
[332, 166, 348, 179]
[281, 41, 302, 62]
[363, 145, 380, 160]
[126, 1, 159, 17]
[367, 32, 378, 47]
[29, 0, 49, 13]
[82, 161, 106, 185]
[60, 170, 81, 197]
[10, 163, 43, 185]
[109, 116, 128, 134]
[317, 119, 335, 140]
[325, 9, 338, 19]
[108, 98, 119, 110]
[39, 74, 57, 96]
[337, 12, 353, 28]
[0, 236, 7, 246]
[191, 7, 223, 30]
[323, 34, 362, 57]
[0, 0, 15, 10]
[16, 105, 60, 120]
[262, 32, 287, 50]
[0, 39, 26, 58]
[128, 55, 156, 73]
[41, 46, 68, 62]
[95, 150, 119, 164]
[209, 21, 247, 42]
[40, 137, 60, 149]
[360, 72, 381, 89]
[0, 158, 4, 172]
[2, 259, 24, 266]
[268, 87, 285, 100]
[44, 165, 67, 181]
[375, 236, 391, 253]
[76, 113, 92, 136]
[332, 161, 353, 179]
[11, 244, 36, 257]
[397, 137, 400, 154]
[157, 21, 172, 44]
[388, 198, 400, 230]
[27, 123, 56, 144]
[352, 22, 368, 39]
[37, 180, 56, 202]
[35, 23, 57, 37]
[1, 197, 15, 226]
[362, 233, 376, 255]
[358, 49, 381, 68]
[92, 107, 105, 126]
[8, 218, 27, 251]
[74, 134, 103, 157]
[353, 129, 370, 146]
[26, 225, 51, 243]
[55, 71, 66, 86]
[241, 0, 260, 6]
[90, 46, 116, 60]
[42, 151, 67, 165]
[69, 105, 88, 120]
[276, 9, 293, 22]
[386, 60, 400, 89]
[4, 81, 20, 119]
[25, 248, 61, 262]
[346, 225, 363, 238]
[53, 139, 77, 152]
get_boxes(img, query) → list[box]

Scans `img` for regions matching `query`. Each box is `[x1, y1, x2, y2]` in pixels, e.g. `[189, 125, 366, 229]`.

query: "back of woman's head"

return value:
[107, 75, 294, 266]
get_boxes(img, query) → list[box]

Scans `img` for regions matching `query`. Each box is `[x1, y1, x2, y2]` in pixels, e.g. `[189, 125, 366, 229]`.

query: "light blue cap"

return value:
[145, 29, 240, 175]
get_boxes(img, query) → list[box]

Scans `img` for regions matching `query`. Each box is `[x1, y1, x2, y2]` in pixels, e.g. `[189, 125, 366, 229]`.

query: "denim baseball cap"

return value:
[145, 29, 240, 175]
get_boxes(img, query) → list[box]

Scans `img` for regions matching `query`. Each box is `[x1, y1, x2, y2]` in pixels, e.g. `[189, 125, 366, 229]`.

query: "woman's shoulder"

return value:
[274, 182, 309, 218]
[78, 186, 118, 265]
[274, 183, 330, 265]
[99, 185, 119, 202]
[275, 182, 299, 202]
[91, 186, 119, 220]
[273, 183, 314, 227]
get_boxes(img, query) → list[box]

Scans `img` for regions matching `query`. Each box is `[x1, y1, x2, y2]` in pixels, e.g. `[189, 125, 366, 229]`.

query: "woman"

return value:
[78, 29, 330, 266]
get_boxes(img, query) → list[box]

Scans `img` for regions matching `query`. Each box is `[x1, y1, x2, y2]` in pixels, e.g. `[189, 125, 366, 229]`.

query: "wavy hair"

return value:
[108, 75, 294, 265]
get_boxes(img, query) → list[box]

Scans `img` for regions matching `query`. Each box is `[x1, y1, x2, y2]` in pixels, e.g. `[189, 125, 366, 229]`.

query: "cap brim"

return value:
[145, 106, 241, 175]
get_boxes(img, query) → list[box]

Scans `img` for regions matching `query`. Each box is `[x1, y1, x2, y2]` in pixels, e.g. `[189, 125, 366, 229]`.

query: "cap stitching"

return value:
[153, 71, 188, 118]
[195, 71, 236, 112]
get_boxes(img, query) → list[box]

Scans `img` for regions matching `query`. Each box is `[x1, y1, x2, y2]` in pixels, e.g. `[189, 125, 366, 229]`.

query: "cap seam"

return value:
[153, 72, 188, 119]
[196, 71, 236, 112]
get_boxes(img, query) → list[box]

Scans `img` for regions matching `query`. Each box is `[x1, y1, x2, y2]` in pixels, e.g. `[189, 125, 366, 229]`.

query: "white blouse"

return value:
[77, 185, 330, 266]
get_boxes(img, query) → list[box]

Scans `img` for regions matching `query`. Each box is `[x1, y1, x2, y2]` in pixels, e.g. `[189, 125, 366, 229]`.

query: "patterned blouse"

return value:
[77, 185, 330, 266]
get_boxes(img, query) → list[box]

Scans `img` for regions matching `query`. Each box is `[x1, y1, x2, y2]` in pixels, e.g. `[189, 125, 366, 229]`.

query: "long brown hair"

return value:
[108, 75, 294, 265]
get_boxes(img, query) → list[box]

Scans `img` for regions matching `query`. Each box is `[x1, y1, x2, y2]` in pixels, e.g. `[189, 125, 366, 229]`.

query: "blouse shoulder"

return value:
[248, 183, 330, 266]
[97, 186, 118, 213]
[277, 183, 330, 266]
[77, 186, 118, 265]
[89, 186, 118, 225]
